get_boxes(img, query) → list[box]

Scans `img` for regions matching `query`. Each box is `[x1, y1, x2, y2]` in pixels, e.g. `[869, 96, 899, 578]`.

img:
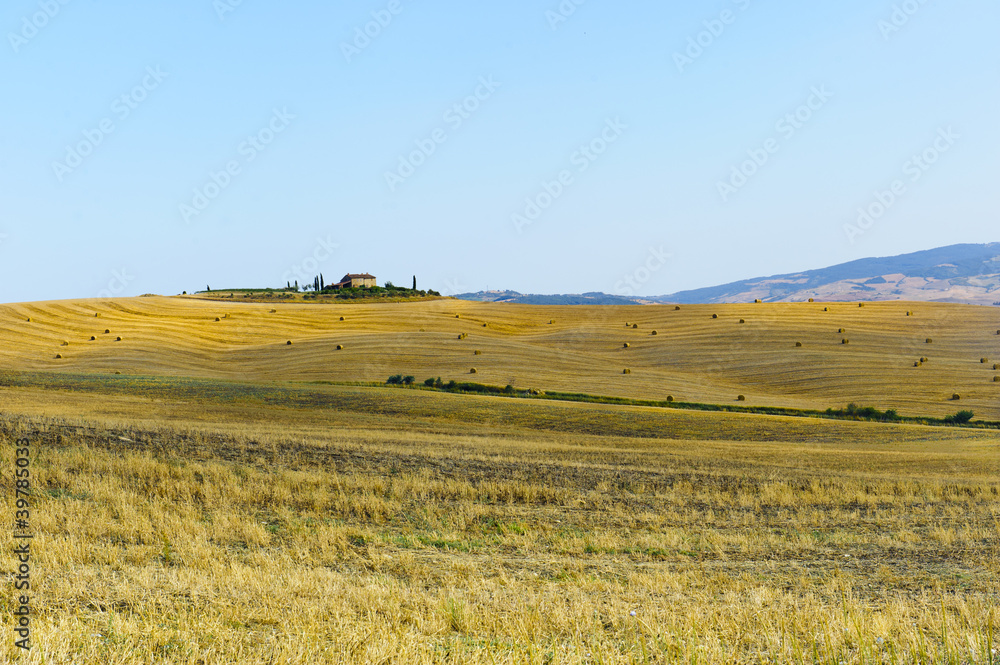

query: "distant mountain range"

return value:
[455, 243, 1000, 305]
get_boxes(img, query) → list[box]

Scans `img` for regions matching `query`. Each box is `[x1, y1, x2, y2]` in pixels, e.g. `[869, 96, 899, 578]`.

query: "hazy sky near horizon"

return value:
[2, 0, 997, 303]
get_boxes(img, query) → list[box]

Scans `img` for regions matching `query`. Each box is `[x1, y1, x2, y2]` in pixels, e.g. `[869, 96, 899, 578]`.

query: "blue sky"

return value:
[2, 0, 997, 302]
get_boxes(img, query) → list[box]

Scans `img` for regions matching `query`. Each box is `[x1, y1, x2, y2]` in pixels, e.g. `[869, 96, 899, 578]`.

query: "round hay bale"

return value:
[993, 364, 1000, 371]
[921, 357, 928, 363]
[90, 336, 96, 341]
[55, 353, 62, 359]
[906, 311, 913, 316]
[483, 323, 487, 327]
[754, 299, 762, 303]
[926, 338, 933, 344]
[795, 342, 802, 347]
[739, 319, 745, 324]
[470, 368, 477, 374]
[858, 303, 865, 307]
[455, 314, 460, 318]
[622, 368, 631, 374]
[116, 337, 122, 342]
[838, 328, 846, 333]
[26, 317, 31, 322]
[632, 323, 638, 329]
[737, 395, 746, 401]
[269, 309, 276, 313]
[215, 317, 221, 322]
[286, 340, 292, 345]
[951, 393, 961, 400]
[712, 314, 718, 319]
[115, 371, 121, 375]
[841, 339, 849, 345]
[914, 361, 921, 367]
[474, 350, 482, 355]
[104, 329, 110, 334]
[336, 344, 344, 350]
[674, 306, 680, 311]
[994, 376, 1000, 382]
[549, 319, 555, 324]
[808, 298, 814, 303]
[823, 307, 829, 312]
[651, 330, 657, 336]
[981, 358, 989, 364]
[623, 342, 630, 348]
[666, 395, 674, 403]
[61, 341, 68, 346]
[340, 317, 345, 321]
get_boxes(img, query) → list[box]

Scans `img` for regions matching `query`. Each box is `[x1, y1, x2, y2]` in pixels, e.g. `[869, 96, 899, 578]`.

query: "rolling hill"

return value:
[2, 296, 998, 420]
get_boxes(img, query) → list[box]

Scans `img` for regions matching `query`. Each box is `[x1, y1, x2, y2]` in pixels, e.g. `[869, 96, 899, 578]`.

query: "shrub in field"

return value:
[387, 375, 403, 385]
[826, 403, 901, 422]
[943, 410, 974, 423]
[403, 376, 415, 385]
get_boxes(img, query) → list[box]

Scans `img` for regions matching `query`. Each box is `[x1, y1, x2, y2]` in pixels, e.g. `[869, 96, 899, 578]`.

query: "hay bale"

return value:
[483, 323, 487, 327]
[455, 314, 460, 318]
[458, 333, 468, 340]
[823, 307, 829, 312]
[739, 319, 745, 324]
[474, 350, 482, 355]
[858, 303, 865, 307]
[921, 357, 928, 363]
[336, 344, 344, 350]
[90, 336, 96, 341]
[914, 361, 921, 367]
[674, 306, 681, 311]
[55, 354, 62, 359]
[651, 331, 657, 336]
[737, 395, 746, 401]
[926, 338, 933, 344]
[269, 309, 276, 313]
[906, 311, 913, 316]
[754, 299, 762, 303]
[61, 341, 68, 346]
[951, 393, 961, 400]
[549, 319, 555, 324]
[994, 376, 1000, 382]
[340, 317, 345, 321]
[623, 342, 630, 348]
[286, 340, 292, 345]
[115, 371, 121, 375]
[215, 317, 221, 322]
[841, 339, 849, 344]
[104, 329, 110, 334]
[632, 323, 638, 329]
[838, 328, 846, 333]
[470, 368, 477, 374]
[116, 337, 122, 342]
[95, 313, 100, 317]
[981, 358, 989, 364]
[712, 314, 718, 319]
[994, 364, 1000, 371]
[26, 317, 30, 322]
[666, 395, 674, 403]
[795, 342, 802, 347]
[622, 368, 631, 374]
[808, 298, 814, 303]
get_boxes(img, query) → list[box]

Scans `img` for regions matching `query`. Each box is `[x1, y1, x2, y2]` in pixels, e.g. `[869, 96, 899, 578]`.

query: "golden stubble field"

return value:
[1, 296, 998, 418]
[0, 296, 998, 663]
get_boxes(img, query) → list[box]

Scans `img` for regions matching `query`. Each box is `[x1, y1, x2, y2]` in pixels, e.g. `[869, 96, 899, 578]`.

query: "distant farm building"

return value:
[333, 273, 376, 289]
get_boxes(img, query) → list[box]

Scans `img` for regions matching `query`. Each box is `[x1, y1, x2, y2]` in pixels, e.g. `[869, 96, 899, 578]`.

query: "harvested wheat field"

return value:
[0, 297, 998, 663]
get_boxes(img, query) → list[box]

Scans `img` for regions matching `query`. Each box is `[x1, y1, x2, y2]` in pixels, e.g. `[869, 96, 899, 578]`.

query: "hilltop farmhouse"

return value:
[332, 273, 376, 289]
